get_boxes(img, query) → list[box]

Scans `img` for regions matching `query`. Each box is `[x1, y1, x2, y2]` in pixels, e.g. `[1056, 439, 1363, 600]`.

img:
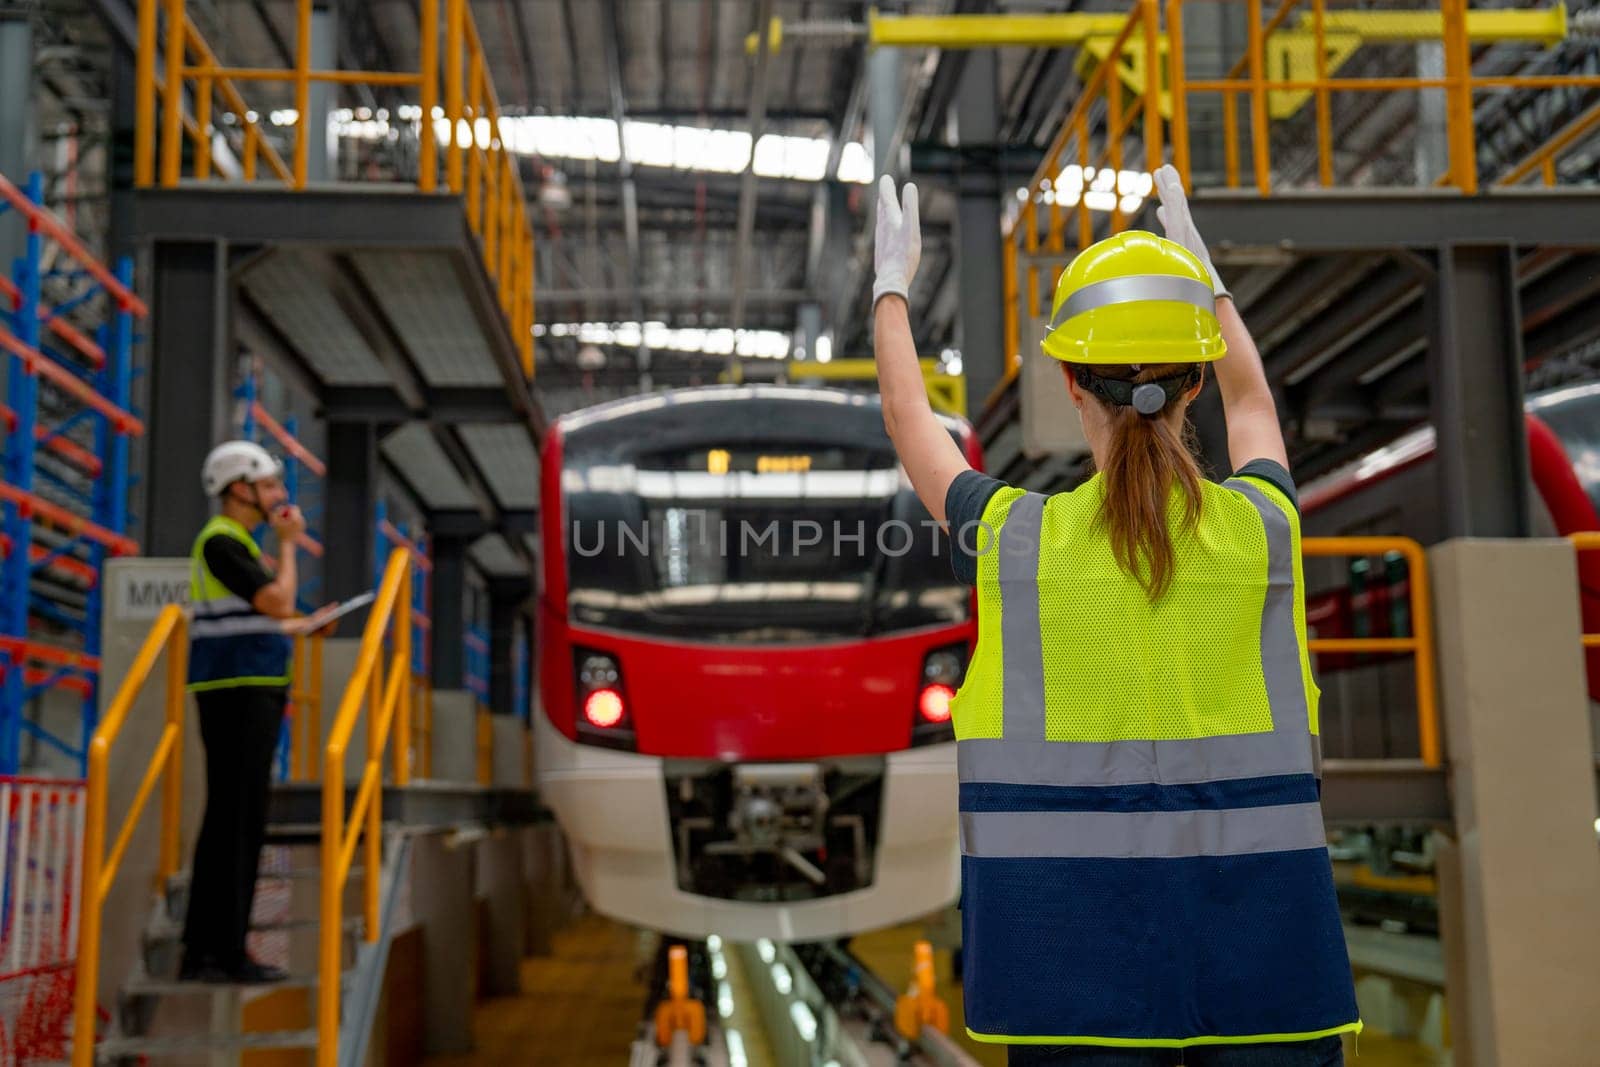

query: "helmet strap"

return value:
[1074, 366, 1201, 418]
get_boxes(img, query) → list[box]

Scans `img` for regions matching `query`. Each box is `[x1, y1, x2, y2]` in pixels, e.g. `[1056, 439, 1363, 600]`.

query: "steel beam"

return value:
[431, 533, 467, 690]
[144, 241, 233, 556]
[1425, 244, 1531, 538]
[598, 0, 648, 380]
[324, 421, 380, 602]
[728, 0, 779, 342]
[488, 590, 518, 716]
[951, 47, 1006, 419]
[1188, 190, 1600, 250]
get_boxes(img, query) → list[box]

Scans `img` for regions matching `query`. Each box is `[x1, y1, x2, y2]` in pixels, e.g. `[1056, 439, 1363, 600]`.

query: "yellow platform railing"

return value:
[319, 548, 412, 1065]
[996, 0, 1594, 403]
[71, 606, 189, 1067]
[135, 0, 535, 378]
[1303, 536, 1440, 767]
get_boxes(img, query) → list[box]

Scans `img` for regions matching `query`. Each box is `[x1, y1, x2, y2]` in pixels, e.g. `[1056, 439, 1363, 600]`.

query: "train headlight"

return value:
[918, 683, 955, 724]
[573, 648, 635, 750]
[913, 643, 967, 745]
[583, 688, 626, 729]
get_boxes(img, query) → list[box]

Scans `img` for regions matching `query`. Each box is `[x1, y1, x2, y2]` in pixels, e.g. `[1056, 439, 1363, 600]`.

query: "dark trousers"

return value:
[1008, 1036, 1345, 1066]
[180, 686, 286, 967]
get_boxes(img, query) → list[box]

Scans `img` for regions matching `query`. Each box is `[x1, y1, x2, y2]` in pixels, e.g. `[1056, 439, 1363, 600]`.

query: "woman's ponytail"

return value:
[1087, 364, 1205, 600]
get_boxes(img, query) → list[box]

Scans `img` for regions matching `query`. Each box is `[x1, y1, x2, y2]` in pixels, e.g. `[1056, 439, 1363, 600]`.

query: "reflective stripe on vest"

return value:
[187, 516, 291, 691]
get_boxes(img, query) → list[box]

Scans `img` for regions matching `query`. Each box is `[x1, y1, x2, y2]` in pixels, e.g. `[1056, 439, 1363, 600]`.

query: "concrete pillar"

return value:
[1425, 245, 1531, 537]
[307, 2, 338, 183]
[868, 47, 902, 178]
[144, 241, 233, 556]
[0, 10, 34, 272]
[412, 833, 476, 1054]
[950, 48, 1005, 418]
[324, 421, 378, 603]
[476, 832, 526, 996]
[430, 535, 468, 690]
[1429, 539, 1600, 1063]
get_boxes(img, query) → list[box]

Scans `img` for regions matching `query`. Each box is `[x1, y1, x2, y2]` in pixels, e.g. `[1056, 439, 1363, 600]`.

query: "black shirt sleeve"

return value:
[1234, 458, 1299, 512]
[202, 534, 276, 605]
[945, 470, 1008, 586]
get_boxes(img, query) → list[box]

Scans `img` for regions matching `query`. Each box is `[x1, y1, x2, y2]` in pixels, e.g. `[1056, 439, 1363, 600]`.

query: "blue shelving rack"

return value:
[0, 170, 143, 775]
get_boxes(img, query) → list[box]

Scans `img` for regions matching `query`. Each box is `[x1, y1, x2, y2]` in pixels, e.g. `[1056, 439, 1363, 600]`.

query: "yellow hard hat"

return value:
[1041, 230, 1226, 365]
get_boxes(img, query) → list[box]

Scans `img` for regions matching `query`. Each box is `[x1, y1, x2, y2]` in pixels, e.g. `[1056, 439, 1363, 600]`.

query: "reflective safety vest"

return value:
[953, 473, 1361, 1048]
[187, 516, 291, 692]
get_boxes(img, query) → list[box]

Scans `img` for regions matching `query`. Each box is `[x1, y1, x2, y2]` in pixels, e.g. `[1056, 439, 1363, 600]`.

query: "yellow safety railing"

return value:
[319, 548, 412, 1065]
[1569, 532, 1600, 649]
[71, 606, 189, 1067]
[1303, 537, 1440, 767]
[1178, 0, 1592, 197]
[290, 632, 325, 781]
[995, 0, 1590, 404]
[1496, 101, 1600, 187]
[134, 0, 536, 378]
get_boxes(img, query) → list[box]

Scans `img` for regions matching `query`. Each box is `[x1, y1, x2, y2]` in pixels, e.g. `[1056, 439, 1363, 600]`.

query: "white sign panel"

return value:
[108, 559, 192, 621]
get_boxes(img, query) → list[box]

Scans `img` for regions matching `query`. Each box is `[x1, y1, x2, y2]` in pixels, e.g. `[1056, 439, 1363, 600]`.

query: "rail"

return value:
[1569, 533, 1600, 649]
[135, 0, 535, 377]
[70, 606, 188, 1067]
[1303, 537, 1439, 767]
[996, 0, 1593, 401]
[319, 548, 412, 1065]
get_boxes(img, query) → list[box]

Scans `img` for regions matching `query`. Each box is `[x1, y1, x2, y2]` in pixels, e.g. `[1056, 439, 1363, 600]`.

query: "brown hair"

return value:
[1073, 363, 1205, 600]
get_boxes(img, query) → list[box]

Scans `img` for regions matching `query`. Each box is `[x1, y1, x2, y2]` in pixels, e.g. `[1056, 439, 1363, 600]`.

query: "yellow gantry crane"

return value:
[749, 4, 1570, 122]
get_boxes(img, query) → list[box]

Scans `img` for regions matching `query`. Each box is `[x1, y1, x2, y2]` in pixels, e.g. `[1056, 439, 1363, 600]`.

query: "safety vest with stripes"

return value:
[187, 516, 291, 692]
[953, 473, 1361, 1047]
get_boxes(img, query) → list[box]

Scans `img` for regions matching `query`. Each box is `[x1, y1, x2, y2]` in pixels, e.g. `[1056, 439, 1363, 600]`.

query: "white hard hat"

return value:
[201, 440, 283, 497]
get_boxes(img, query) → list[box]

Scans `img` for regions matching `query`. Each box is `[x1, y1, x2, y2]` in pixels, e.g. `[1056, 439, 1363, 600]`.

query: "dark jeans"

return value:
[180, 686, 286, 967]
[1008, 1035, 1345, 1066]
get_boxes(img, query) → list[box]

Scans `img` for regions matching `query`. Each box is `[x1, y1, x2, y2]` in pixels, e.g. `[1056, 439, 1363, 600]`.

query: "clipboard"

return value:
[283, 591, 377, 635]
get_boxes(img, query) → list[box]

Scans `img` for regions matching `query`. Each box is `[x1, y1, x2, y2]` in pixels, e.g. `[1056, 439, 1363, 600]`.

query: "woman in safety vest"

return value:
[869, 166, 1359, 1064]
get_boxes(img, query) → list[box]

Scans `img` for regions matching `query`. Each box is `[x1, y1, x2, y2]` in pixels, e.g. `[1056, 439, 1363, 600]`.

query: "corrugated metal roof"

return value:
[242, 252, 390, 386]
[470, 533, 527, 577]
[349, 251, 504, 387]
[381, 423, 480, 510]
[458, 423, 541, 510]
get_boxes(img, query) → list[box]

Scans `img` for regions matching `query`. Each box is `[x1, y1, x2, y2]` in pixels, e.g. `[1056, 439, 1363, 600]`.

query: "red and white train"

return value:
[534, 385, 981, 941]
[1301, 381, 1600, 705]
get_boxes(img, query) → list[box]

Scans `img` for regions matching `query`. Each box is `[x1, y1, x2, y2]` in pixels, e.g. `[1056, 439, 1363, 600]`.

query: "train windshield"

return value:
[560, 396, 970, 643]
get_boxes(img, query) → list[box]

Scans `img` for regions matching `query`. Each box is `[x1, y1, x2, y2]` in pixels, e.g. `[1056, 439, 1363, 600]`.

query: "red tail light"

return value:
[583, 687, 626, 729]
[918, 683, 955, 724]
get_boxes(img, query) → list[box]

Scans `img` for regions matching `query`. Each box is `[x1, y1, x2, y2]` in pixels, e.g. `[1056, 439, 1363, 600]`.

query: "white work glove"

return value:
[872, 175, 922, 309]
[1153, 164, 1229, 301]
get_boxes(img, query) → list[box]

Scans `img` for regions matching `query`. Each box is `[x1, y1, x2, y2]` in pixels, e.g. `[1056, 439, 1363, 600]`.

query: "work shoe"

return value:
[177, 954, 236, 983]
[230, 958, 289, 984]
